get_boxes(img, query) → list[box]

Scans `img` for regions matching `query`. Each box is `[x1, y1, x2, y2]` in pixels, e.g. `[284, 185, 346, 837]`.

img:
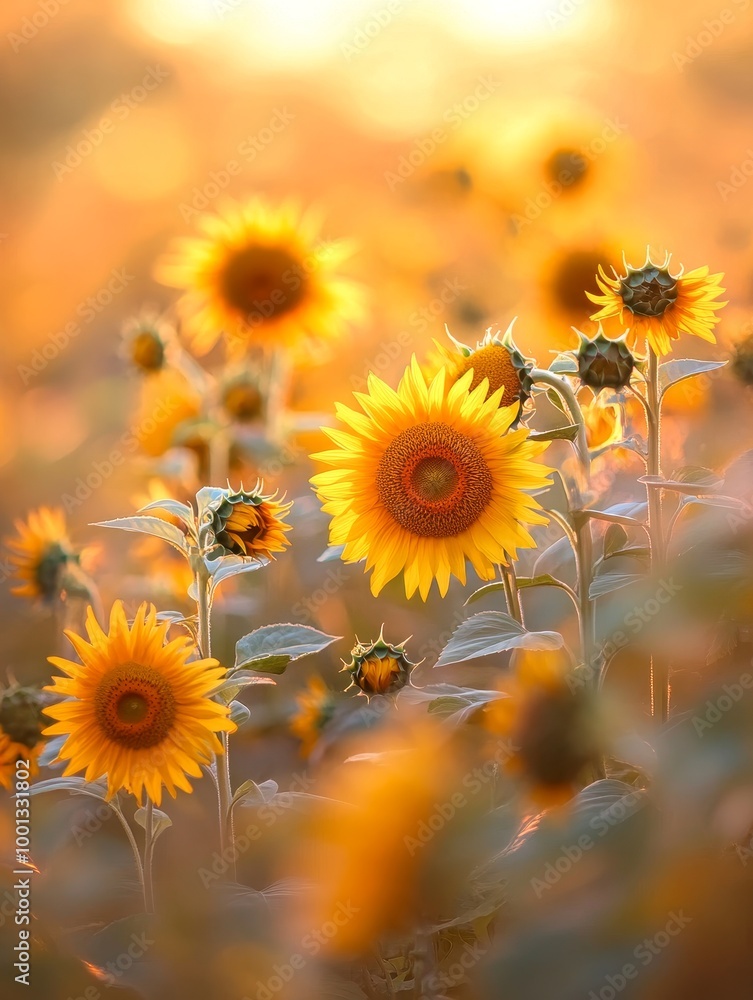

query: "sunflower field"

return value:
[3, 2, 753, 999]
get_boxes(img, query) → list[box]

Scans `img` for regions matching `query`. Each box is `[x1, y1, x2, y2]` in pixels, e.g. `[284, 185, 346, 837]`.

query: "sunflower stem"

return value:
[645, 347, 669, 723]
[142, 797, 155, 914]
[529, 369, 591, 494]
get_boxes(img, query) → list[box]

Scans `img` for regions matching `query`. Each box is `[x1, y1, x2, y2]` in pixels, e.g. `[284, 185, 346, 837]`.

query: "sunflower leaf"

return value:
[581, 501, 648, 526]
[603, 523, 628, 558]
[589, 572, 644, 598]
[549, 353, 578, 375]
[658, 358, 726, 397]
[93, 516, 190, 555]
[209, 555, 270, 588]
[528, 423, 580, 443]
[137, 498, 196, 532]
[231, 778, 279, 811]
[435, 611, 563, 667]
[29, 776, 111, 800]
[317, 544, 346, 563]
[234, 624, 340, 673]
[134, 806, 172, 840]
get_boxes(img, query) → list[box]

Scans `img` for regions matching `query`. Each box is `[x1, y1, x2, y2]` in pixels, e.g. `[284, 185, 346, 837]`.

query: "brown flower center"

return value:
[376, 422, 493, 538]
[551, 249, 605, 314]
[619, 266, 678, 318]
[219, 244, 307, 323]
[545, 148, 589, 190]
[131, 330, 165, 372]
[95, 663, 176, 749]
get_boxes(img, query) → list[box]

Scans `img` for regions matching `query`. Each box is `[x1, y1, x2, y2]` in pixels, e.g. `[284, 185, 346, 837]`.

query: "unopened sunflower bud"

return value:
[203, 485, 292, 561]
[221, 375, 264, 423]
[576, 331, 635, 391]
[343, 629, 416, 698]
[0, 687, 46, 750]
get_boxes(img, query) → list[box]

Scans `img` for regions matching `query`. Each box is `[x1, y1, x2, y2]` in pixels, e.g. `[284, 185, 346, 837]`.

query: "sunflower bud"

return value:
[0, 686, 46, 750]
[343, 629, 416, 698]
[122, 314, 169, 373]
[203, 485, 292, 561]
[221, 375, 264, 423]
[576, 331, 635, 391]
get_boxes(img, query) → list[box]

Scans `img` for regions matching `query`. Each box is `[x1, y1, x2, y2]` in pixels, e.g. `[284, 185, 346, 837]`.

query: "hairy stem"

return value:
[645, 348, 669, 722]
[143, 798, 155, 914]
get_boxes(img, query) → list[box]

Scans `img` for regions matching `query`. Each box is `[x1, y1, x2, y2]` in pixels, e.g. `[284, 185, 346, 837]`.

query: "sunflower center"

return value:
[619, 266, 678, 318]
[219, 244, 307, 323]
[457, 345, 522, 403]
[95, 663, 176, 750]
[545, 148, 589, 190]
[551, 249, 605, 314]
[376, 422, 493, 538]
[131, 330, 165, 372]
[36, 542, 71, 600]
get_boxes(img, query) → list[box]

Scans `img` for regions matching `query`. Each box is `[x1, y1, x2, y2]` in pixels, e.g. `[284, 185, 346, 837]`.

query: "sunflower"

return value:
[588, 250, 726, 356]
[5, 507, 77, 601]
[311, 359, 552, 600]
[135, 368, 203, 459]
[0, 729, 41, 790]
[289, 676, 336, 757]
[581, 392, 624, 451]
[155, 198, 364, 356]
[343, 628, 416, 698]
[43, 601, 235, 805]
[484, 649, 597, 808]
[121, 310, 172, 374]
[203, 485, 292, 561]
[426, 321, 533, 421]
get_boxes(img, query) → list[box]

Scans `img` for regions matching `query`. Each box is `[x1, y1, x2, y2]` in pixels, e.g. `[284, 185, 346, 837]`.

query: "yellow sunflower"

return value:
[121, 310, 172, 374]
[426, 321, 533, 420]
[43, 601, 235, 805]
[5, 507, 76, 601]
[155, 198, 364, 356]
[588, 250, 726, 356]
[485, 649, 597, 808]
[581, 392, 624, 451]
[289, 676, 335, 757]
[311, 359, 552, 600]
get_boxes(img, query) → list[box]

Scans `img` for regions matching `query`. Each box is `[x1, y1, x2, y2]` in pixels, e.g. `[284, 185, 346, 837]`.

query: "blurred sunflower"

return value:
[0, 687, 46, 790]
[485, 648, 597, 808]
[135, 368, 204, 459]
[121, 310, 173, 374]
[0, 729, 40, 790]
[289, 676, 335, 757]
[343, 628, 416, 698]
[5, 507, 76, 602]
[155, 199, 364, 356]
[203, 485, 292, 561]
[425, 321, 534, 421]
[588, 251, 726, 355]
[131, 480, 194, 597]
[311, 359, 551, 600]
[43, 601, 235, 805]
[581, 392, 624, 451]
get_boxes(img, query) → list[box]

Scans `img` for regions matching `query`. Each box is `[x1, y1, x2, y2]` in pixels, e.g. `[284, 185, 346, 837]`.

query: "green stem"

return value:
[196, 567, 232, 861]
[143, 798, 155, 914]
[530, 368, 591, 494]
[501, 562, 524, 626]
[645, 348, 669, 722]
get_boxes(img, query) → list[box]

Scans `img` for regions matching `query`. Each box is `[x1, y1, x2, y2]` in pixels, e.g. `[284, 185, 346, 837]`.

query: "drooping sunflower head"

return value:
[155, 199, 364, 356]
[289, 675, 336, 757]
[588, 249, 726, 356]
[575, 329, 635, 392]
[201, 484, 292, 561]
[5, 507, 77, 602]
[485, 648, 597, 807]
[343, 628, 416, 699]
[311, 359, 552, 600]
[121, 311, 171, 374]
[43, 601, 235, 805]
[427, 320, 534, 420]
[0, 685, 46, 790]
[221, 372, 264, 423]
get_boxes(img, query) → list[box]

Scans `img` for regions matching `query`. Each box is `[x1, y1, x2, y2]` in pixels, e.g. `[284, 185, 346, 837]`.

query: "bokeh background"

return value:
[3, 1, 753, 998]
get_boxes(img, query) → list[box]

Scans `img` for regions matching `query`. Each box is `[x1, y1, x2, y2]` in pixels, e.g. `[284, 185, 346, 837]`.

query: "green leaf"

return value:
[582, 501, 648, 526]
[533, 536, 577, 586]
[638, 472, 722, 496]
[234, 623, 340, 673]
[435, 611, 563, 667]
[209, 555, 270, 589]
[549, 353, 578, 375]
[137, 498, 196, 532]
[231, 778, 279, 811]
[228, 700, 251, 727]
[30, 776, 110, 799]
[589, 572, 644, 598]
[93, 516, 189, 555]
[528, 423, 580, 443]
[215, 672, 277, 702]
[428, 688, 508, 724]
[546, 387, 567, 414]
[658, 358, 726, 397]
[465, 574, 578, 608]
[603, 523, 628, 558]
[317, 544, 346, 563]
[134, 806, 172, 840]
